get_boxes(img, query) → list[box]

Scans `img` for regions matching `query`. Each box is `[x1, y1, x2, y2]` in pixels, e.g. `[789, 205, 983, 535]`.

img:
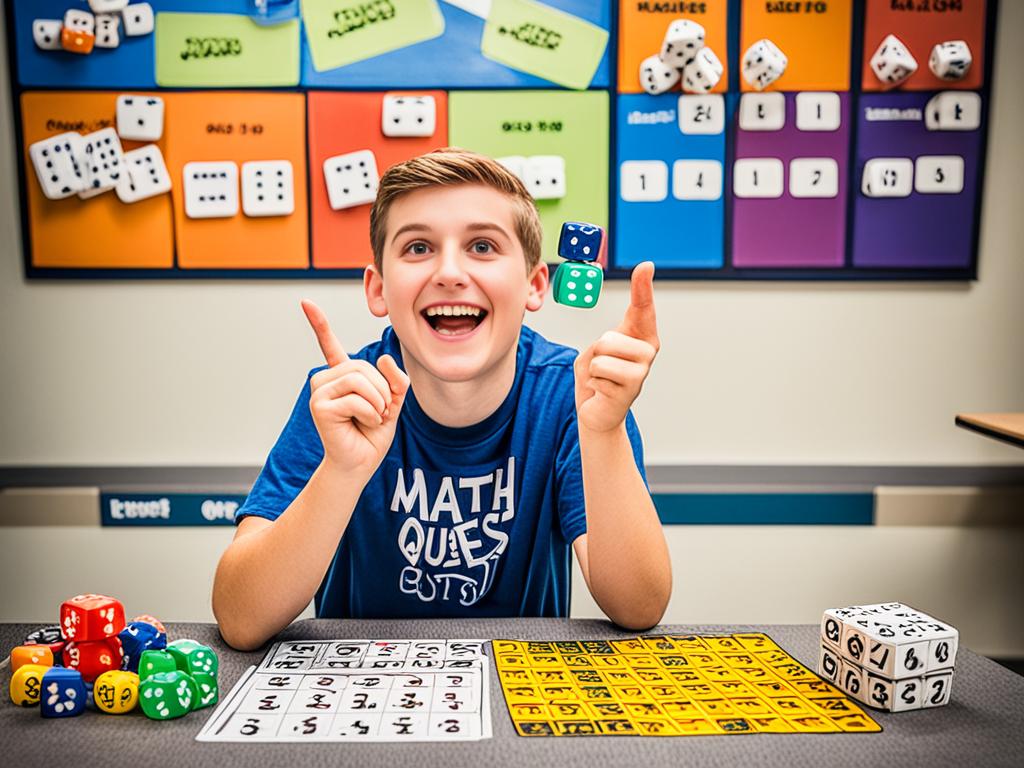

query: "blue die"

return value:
[40, 668, 87, 718]
[118, 621, 167, 673]
[557, 221, 606, 263]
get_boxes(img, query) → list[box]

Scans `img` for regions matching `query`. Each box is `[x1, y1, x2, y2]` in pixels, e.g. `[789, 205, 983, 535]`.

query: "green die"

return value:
[138, 649, 177, 680]
[139, 671, 198, 720]
[191, 672, 219, 710]
[553, 262, 602, 309]
[166, 639, 218, 677]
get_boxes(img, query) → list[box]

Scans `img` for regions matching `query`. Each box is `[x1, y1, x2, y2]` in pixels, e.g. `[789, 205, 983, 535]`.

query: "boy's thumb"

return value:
[377, 355, 410, 420]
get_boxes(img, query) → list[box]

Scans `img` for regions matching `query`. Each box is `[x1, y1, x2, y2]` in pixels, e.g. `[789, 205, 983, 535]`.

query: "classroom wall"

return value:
[1, 6, 1023, 653]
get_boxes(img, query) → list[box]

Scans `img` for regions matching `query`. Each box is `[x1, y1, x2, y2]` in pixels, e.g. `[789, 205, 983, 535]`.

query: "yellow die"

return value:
[93, 670, 140, 714]
[9, 663, 49, 706]
[11, 645, 54, 673]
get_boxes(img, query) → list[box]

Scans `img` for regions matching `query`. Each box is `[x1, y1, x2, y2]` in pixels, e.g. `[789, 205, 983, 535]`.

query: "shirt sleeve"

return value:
[235, 368, 327, 524]
[554, 409, 649, 544]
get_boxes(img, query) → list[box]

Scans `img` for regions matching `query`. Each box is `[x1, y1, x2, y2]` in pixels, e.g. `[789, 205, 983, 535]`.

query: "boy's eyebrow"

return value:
[390, 222, 512, 244]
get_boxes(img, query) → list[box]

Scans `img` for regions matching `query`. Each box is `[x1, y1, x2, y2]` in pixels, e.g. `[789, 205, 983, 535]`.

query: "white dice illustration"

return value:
[116, 145, 172, 204]
[870, 34, 918, 87]
[523, 155, 566, 200]
[742, 39, 788, 90]
[183, 161, 240, 219]
[78, 127, 126, 199]
[116, 94, 164, 142]
[660, 19, 705, 68]
[33, 20, 64, 51]
[381, 95, 436, 137]
[122, 3, 154, 37]
[639, 54, 679, 96]
[241, 160, 295, 217]
[929, 40, 972, 81]
[29, 132, 86, 200]
[323, 149, 379, 211]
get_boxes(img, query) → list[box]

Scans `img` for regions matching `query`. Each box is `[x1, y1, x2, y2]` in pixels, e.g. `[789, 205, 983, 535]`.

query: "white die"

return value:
[864, 673, 894, 711]
[116, 94, 164, 142]
[89, 0, 129, 11]
[922, 672, 953, 708]
[523, 156, 566, 200]
[95, 15, 120, 49]
[122, 3, 154, 37]
[241, 160, 295, 217]
[742, 39, 788, 90]
[870, 34, 918, 87]
[381, 95, 436, 138]
[116, 144, 171, 204]
[892, 677, 924, 712]
[78, 127, 126, 199]
[323, 150, 379, 210]
[681, 47, 723, 94]
[29, 132, 86, 199]
[183, 161, 240, 219]
[64, 9, 95, 34]
[639, 54, 679, 95]
[33, 20, 64, 51]
[660, 19, 705, 68]
[929, 40, 972, 81]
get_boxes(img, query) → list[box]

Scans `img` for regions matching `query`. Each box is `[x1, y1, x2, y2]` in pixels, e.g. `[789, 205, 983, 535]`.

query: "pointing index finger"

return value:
[301, 299, 349, 368]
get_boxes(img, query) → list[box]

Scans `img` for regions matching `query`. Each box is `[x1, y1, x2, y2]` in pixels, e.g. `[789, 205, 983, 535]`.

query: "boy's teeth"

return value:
[425, 305, 482, 317]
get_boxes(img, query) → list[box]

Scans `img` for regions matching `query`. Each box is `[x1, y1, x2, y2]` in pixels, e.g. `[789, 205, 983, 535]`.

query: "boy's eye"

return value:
[408, 242, 429, 255]
[471, 241, 493, 254]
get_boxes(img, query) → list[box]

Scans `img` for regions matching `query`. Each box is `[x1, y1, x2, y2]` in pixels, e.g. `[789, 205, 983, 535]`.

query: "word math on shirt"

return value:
[196, 639, 491, 742]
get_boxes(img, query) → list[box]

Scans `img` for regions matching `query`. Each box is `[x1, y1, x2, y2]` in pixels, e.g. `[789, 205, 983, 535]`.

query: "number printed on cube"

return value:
[862, 158, 913, 198]
[914, 156, 964, 195]
[672, 159, 722, 201]
[821, 611, 843, 648]
[789, 158, 839, 199]
[739, 93, 785, 131]
[733, 158, 783, 199]
[620, 160, 668, 202]
[892, 677, 923, 712]
[923, 673, 953, 708]
[839, 660, 864, 703]
[795, 92, 842, 132]
[865, 673, 893, 711]
[818, 645, 840, 684]
[678, 94, 725, 135]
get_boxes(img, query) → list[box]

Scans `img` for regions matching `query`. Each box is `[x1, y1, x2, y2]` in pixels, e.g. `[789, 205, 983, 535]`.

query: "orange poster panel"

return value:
[618, 1, 729, 95]
[308, 91, 449, 270]
[162, 92, 308, 269]
[21, 91, 173, 269]
[862, 0, 987, 92]
[740, 0, 852, 92]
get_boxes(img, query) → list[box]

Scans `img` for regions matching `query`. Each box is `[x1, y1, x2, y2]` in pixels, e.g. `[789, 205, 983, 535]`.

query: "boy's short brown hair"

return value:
[369, 148, 543, 274]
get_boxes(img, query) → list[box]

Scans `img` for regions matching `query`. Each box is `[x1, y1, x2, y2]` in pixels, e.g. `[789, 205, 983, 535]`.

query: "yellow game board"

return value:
[493, 633, 881, 736]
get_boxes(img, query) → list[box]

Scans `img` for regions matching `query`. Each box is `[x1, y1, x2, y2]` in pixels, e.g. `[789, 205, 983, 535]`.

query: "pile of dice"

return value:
[639, 19, 723, 95]
[869, 34, 973, 88]
[32, 2, 154, 56]
[7, 593, 218, 720]
[552, 221, 605, 310]
[819, 602, 958, 712]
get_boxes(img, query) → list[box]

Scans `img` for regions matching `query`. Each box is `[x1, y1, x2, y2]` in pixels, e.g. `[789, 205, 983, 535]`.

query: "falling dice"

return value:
[93, 670, 140, 714]
[118, 620, 167, 673]
[742, 39, 788, 90]
[870, 34, 918, 87]
[929, 40, 972, 81]
[639, 54, 679, 95]
[10, 664, 49, 707]
[660, 19, 705, 68]
[167, 638, 219, 677]
[60, 593, 126, 642]
[191, 672, 220, 710]
[552, 262, 603, 309]
[139, 649, 178, 679]
[557, 222, 606, 264]
[139, 671, 199, 720]
[682, 47, 724, 94]
[64, 636, 124, 683]
[40, 668, 87, 718]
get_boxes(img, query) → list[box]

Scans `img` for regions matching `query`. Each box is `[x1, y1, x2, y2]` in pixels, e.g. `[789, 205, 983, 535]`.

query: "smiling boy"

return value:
[213, 149, 670, 651]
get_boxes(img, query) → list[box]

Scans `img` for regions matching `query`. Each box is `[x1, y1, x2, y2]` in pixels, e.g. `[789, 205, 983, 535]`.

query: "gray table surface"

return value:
[2, 619, 1023, 767]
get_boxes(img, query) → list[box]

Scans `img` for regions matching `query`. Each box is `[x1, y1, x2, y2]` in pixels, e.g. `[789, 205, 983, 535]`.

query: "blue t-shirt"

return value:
[236, 325, 647, 619]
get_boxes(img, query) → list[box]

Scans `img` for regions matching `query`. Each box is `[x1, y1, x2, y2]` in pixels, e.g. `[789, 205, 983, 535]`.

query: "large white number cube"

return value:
[381, 95, 436, 138]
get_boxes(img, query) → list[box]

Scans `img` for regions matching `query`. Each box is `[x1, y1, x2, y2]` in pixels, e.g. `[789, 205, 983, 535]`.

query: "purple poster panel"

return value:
[732, 92, 850, 268]
[852, 92, 983, 269]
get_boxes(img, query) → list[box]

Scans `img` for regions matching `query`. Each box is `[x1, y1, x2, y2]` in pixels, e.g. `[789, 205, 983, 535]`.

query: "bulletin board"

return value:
[5, 0, 997, 280]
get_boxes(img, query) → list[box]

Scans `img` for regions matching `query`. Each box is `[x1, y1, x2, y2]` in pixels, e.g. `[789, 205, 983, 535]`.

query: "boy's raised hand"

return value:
[574, 262, 660, 434]
[301, 300, 410, 479]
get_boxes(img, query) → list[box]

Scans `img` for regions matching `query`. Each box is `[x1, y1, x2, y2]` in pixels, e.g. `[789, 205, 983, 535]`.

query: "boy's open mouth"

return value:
[421, 304, 488, 337]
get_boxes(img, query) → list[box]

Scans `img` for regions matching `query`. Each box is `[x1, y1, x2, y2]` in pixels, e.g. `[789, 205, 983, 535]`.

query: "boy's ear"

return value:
[525, 261, 549, 313]
[364, 264, 388, 318]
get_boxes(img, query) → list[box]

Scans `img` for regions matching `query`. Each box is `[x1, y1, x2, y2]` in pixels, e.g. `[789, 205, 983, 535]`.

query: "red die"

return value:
[60, 594, 126, 642]
[64, 636, 124, 683]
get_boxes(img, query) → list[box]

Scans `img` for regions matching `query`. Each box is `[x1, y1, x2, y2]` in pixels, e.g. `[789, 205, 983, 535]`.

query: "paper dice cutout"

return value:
[184, 161, 240, 219]
[870, 34, 918, 88]
[820, 602, 958, 712]
[241, 160, 295, 217]
[117, 145, 172, 204]
[33, 20, 63, 50]
[323, 149, 379, 210]
[929, 40, 972, 81]
[381, 95, 437, 137]
[742, 39, 788, 91]
[116, 94, 164, 142]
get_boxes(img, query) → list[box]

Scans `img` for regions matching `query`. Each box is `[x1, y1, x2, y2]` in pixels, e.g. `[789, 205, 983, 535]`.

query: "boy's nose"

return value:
[433, 244, 469, 288]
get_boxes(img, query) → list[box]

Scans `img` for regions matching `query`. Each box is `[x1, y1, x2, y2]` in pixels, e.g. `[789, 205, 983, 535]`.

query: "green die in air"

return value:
[553, 262, 603, 309]
[166, 638, 218, 677]
[138, 649, 177, 680]
[191, 672, 219, 710]
[139, 671, 198, 720]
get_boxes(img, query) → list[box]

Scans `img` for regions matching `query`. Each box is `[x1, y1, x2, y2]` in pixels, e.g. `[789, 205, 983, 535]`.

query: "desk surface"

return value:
[2, 619, 1023, 768]
[956, 413, 1024, 449]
